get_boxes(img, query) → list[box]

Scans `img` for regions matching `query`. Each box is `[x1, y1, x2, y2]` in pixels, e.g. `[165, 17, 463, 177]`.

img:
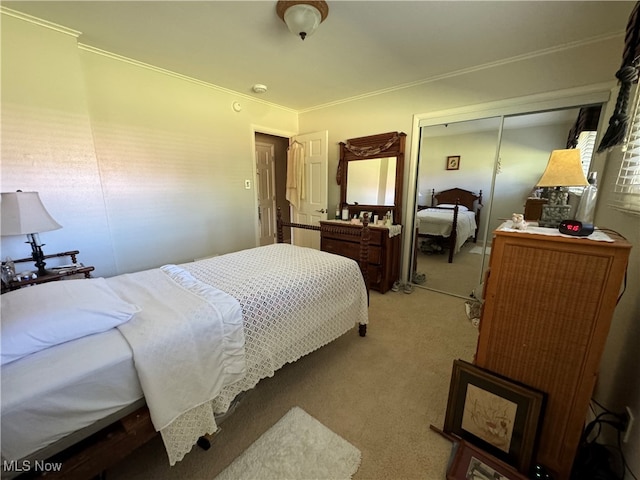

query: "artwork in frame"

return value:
[443, 359, 546, 474]
[446, 155, 460, 170]
[446, 439, 529, 480]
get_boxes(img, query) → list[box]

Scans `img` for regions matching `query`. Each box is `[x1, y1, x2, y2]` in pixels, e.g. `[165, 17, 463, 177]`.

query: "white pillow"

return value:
[438, 203, 469, 212]
[1, 278, 140, 365]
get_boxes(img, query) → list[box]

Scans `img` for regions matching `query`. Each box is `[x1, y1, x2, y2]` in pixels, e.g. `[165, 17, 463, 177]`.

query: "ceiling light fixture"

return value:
[276, 1, 329, 41]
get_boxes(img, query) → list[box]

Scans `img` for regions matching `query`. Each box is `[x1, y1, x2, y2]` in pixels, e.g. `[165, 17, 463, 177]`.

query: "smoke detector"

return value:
[252, 84, 268, 94]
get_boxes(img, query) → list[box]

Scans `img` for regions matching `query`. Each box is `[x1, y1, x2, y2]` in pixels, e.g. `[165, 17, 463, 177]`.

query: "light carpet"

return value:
[214, 407, 361, 480]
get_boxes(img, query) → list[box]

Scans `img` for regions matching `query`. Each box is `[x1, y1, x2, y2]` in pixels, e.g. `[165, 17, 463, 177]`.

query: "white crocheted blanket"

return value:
[183, 243, 369, 415]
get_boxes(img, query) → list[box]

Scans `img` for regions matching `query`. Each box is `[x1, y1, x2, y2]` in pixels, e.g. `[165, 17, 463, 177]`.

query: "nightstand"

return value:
[1, 250, 94, 293]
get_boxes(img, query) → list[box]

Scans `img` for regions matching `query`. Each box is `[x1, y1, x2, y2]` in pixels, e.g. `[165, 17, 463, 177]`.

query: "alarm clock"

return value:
[558, 219, 594, 237]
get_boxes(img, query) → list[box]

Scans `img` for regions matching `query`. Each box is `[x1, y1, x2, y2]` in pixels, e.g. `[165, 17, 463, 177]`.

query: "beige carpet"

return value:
[414, 241, 487, 298]
[107, 288, 478, 480]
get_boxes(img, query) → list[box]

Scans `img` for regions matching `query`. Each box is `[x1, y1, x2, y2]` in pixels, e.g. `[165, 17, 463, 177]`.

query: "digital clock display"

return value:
[558, 220, 594, 237]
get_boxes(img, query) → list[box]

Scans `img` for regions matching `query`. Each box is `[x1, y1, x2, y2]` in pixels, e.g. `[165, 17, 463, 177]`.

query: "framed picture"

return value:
[443, 359, 545, 473]
[446, 440, 529, 480]
[446, 155, 460, 170]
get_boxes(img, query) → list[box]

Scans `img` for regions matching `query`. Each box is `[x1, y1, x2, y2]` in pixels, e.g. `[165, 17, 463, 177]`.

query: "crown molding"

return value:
[0, 6, 81, 37]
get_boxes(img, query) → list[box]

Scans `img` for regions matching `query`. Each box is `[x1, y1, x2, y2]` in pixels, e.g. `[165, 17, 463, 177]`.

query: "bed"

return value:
[1, 224, 370, 478]
[415, 188, 483, 263]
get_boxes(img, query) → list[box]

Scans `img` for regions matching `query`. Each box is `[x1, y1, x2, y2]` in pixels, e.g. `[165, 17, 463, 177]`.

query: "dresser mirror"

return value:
[346, 157, 397, 206]
[338, 131, 406, 223]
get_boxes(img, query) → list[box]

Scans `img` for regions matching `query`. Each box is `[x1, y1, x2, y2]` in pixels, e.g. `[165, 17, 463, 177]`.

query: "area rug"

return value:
[469, 246, 491, 255]
[214, 407, 361, 480]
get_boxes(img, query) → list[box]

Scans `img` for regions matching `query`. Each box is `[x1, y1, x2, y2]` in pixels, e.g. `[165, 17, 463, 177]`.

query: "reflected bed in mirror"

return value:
[415, 188, 483, 264]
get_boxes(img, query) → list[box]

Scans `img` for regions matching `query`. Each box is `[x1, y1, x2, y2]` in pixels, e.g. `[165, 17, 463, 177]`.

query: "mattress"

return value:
[416, 208, 477, 253]
[1, 328, 142, 462]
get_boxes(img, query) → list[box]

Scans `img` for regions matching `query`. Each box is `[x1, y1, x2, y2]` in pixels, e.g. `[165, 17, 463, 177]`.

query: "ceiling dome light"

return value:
[276, 1, 329, 41]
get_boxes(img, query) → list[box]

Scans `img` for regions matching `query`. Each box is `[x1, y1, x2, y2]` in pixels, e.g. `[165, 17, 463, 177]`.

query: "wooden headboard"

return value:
[431, 188, 483, 212]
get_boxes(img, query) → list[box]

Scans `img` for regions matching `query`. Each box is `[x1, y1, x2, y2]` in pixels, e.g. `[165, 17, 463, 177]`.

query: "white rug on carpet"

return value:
[469, 246, 491, 255]
[214, 407, 361, 480]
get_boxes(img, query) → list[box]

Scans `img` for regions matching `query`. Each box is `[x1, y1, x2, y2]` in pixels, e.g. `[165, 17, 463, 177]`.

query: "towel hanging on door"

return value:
[286, 141, 305, 209]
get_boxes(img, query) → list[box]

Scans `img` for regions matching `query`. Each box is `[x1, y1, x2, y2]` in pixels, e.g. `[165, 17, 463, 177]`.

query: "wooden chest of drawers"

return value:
[475, 228, 631, 479]
[320, 221, 401, 293]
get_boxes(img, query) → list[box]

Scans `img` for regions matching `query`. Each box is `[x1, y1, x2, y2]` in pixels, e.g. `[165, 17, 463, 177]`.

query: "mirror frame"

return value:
[338, 131, 406, 223]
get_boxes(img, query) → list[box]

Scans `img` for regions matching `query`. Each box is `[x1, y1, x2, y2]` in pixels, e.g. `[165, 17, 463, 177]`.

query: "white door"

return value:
[290, 130, 328, 249]
[256, 141, 277, 246]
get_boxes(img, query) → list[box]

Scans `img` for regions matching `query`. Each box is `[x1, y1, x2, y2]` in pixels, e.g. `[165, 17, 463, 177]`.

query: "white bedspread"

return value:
[183, 243, 368, 415]
[416, 208, 477, 253]
[109, 266, 245, 465]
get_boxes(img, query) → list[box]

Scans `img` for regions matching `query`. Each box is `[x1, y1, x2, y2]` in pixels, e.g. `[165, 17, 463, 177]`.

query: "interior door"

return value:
[255, 141, 277, 246]
[290, 130, 328, 249]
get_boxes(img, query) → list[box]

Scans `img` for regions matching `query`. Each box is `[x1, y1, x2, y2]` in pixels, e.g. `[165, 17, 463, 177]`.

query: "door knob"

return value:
[315, 209, 327, 213]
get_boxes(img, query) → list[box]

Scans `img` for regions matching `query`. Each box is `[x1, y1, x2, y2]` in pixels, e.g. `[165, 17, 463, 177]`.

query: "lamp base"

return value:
[29, 239, 52, 277]
[538, 204, 572, 228]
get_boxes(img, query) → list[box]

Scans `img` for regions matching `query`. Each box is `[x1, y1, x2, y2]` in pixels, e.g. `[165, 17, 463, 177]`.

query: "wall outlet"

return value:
[623, 406, 635, 443]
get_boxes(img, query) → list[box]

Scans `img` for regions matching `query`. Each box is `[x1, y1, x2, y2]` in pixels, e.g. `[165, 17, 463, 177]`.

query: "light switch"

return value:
[244, 180, 251, 189]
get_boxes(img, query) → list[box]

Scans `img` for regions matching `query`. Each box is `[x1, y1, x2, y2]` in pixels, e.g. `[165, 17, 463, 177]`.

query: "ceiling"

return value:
[2, 1, 635, 111]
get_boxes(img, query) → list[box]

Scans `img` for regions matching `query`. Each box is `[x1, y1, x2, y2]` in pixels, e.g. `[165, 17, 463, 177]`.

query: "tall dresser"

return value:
[475, 227, 631, 480]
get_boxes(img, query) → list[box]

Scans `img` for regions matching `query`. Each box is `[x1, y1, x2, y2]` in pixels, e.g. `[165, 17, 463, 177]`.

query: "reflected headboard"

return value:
[431, 188, 483, 212]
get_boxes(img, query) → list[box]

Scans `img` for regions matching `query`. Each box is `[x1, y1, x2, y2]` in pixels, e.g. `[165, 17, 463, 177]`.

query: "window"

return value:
[610, 85, 640, 215]
[568, 130, 597, 196]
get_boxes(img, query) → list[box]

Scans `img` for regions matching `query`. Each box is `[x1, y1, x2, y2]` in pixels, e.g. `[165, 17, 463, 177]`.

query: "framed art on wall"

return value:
[443, 359, 545, 473]
[446, 155, 460, 170]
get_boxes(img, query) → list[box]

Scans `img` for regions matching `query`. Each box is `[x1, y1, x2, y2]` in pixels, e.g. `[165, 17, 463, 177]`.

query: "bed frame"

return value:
[417, 188, 482, 263]
[6, 216, 371, 480]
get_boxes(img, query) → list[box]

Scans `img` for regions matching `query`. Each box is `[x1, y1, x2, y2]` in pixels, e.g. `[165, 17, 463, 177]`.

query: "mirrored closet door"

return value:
[411, 105, 602, 298]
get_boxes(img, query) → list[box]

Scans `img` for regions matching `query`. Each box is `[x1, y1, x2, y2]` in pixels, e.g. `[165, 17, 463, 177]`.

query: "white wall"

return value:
[1, 14, 298, 277]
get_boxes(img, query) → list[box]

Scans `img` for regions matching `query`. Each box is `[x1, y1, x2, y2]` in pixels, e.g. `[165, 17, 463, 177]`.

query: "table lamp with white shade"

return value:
[1, 191, 62, 276]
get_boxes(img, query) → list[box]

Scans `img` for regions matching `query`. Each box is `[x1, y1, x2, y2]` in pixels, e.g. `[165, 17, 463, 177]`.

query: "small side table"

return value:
[1, 250, 94, 293]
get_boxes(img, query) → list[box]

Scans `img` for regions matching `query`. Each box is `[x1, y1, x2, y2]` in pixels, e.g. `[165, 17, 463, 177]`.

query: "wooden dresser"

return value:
[320, 221, 401, 293]
[475, 228, 631, 480]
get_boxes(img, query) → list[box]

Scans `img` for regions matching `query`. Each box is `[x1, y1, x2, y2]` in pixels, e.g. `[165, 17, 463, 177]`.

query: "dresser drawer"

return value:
[321, 228, 384, 246]
[322, 238, 382, 264]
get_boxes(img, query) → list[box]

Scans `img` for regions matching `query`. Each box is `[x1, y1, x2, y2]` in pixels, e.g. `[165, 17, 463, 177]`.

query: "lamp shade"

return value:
[1, 191, 62, 236]
[536, 149, 589, 187]
[276, 1, 329, 40]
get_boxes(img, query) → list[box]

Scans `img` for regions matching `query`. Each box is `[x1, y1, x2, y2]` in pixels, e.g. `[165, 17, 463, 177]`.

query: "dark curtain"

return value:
[598, 1, 640, 152]
[567, 106, 602, 148]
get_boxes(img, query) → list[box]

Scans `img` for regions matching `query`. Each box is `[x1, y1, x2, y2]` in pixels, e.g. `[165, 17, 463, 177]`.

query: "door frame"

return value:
[251, 125, 297, 246]
[255, 140, 277, 246]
